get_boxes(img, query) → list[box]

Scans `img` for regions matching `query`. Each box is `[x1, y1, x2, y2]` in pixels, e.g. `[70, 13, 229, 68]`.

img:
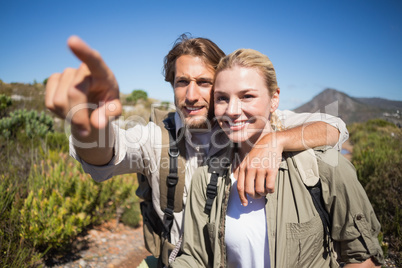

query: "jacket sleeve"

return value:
[69, 121, 162, 182]
[170, 167, 213, 268]
[317, 149, 384, 265]
[276, 109, 349, 151]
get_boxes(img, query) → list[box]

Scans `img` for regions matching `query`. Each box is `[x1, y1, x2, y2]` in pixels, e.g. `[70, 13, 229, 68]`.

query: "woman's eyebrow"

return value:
[237, 88, 259, 94]
[214, 88, 258, 94]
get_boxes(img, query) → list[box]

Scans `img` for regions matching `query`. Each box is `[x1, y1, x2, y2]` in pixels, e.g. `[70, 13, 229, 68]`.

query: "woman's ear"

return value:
[270, 88, 280, 113]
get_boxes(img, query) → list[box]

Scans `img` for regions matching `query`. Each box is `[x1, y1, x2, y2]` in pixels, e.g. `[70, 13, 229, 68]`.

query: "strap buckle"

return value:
[167, 174, 178, 186]
[164, 207, 174, 219]
[206, 172, 218, 198]
[168, 147, 180, 157]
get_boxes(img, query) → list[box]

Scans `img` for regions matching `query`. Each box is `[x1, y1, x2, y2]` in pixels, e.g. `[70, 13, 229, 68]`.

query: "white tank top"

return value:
[225, 174, 271, 268]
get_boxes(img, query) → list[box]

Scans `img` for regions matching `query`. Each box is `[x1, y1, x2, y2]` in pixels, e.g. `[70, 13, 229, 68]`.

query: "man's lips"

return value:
[184, 106, 205, 114]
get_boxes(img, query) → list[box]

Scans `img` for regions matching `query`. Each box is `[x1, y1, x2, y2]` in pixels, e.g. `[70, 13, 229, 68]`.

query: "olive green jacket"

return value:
[171, 148, 384, 268]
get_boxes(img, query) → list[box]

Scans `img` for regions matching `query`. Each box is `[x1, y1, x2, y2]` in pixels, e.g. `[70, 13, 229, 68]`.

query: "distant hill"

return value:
[293, 88, 402, 125]
[2, 81, 401, 127]
[0, 81, 47, 112]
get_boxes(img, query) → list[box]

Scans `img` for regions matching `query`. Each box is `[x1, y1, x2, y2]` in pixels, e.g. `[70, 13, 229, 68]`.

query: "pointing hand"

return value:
[45, 36, 122, 139]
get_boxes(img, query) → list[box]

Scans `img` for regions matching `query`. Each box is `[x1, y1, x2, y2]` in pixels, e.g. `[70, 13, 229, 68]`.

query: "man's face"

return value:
[174, 55, 215, 129]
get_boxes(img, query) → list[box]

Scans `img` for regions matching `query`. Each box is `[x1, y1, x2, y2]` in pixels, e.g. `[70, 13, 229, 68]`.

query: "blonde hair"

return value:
[215, 49, 283, 130]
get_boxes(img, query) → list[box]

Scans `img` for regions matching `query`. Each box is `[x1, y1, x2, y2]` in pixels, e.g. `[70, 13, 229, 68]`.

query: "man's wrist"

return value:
[273, 131, 286, 151]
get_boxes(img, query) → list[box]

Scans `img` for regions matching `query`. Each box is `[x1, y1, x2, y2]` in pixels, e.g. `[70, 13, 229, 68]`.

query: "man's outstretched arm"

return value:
[45, 36, 121, 166]
[235, 121, 341, 206]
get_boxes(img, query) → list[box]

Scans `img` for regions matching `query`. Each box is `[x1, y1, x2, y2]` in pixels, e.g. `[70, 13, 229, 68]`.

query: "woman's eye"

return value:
[215, 96, 228, 102]
[243, 94, 254, 99]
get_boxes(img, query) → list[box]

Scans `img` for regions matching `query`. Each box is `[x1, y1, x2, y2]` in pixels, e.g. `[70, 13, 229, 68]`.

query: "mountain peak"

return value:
[293, 88, 402, 125]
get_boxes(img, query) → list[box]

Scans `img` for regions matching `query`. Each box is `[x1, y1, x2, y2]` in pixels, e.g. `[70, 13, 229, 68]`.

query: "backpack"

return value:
[136, 108, 186, 267]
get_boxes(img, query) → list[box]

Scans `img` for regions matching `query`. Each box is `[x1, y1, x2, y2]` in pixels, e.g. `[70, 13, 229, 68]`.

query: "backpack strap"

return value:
[306, 180, 331, 243]
[204, 148, 231, 215]
[291, 149, 331, 249]
[152, 110, 186, 243]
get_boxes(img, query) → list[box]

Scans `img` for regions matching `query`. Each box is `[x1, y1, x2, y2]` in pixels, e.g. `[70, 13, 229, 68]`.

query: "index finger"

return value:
[67, 36, 110, 78]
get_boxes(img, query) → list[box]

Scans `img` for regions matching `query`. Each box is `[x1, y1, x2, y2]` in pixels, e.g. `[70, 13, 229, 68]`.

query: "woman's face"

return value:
[214, 65, 279, 147]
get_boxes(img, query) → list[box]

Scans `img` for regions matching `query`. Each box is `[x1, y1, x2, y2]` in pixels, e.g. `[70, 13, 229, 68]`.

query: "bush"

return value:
[0, 84, 142, 266]
[126, 89, 148, 104]
[121, 201, 141, 228]
[0, 109, 55, 182]
[349, 119, 402, 265]
[45, 131, 69, 153]
[0, 174, 43, 268]
[0, 109, 53, 140]
[19, 151, 139, 251]
[1, 113, 140, 265]
[0, 94, 12, 117]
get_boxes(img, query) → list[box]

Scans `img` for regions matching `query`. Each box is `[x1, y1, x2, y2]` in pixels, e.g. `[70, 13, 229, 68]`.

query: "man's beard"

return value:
[176, 101, 214, 130]
[185, 114, 210, 129]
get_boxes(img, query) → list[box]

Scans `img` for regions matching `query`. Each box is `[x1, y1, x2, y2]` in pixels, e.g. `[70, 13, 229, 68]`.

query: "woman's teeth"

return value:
[229, 121, 246, 127]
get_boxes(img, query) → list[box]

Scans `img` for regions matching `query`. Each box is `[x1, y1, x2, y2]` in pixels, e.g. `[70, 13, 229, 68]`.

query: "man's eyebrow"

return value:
[174, 76, 213, 82]
[197, 77, 213, 82]
[175, 75, 188, 80]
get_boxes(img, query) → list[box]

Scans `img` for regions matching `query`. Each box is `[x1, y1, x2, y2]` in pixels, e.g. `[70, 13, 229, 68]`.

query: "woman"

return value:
[171, 49, 384, 267]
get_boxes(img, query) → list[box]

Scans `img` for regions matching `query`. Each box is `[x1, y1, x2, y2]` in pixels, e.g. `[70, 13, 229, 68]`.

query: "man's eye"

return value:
[197, 80, 212, 86]
[176, 80, 189, 86]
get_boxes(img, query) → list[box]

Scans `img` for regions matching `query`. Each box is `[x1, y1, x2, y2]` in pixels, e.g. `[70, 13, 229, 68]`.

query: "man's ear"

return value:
[270, 88, 280, 113]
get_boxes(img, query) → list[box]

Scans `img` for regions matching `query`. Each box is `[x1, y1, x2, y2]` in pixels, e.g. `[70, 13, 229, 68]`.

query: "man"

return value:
[45, 34, 348, 267]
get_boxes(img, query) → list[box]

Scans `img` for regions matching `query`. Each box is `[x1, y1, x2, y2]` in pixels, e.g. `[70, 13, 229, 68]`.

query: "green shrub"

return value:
[45, 131, 69, 153]
[0, 174, 43, 267]
[0, 84, 142, 265]
[0, 109, 55, 183]
[0, 94, 12, 117]
[0, 109, 53, 140]
[19, 152, 139, 251]
[349, 119, 402, 265]
[121, 201, 141, 228]
[126, 89, 148, 104]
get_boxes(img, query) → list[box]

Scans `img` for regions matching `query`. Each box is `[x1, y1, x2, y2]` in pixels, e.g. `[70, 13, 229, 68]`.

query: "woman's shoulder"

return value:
[283, 147, 356, 185]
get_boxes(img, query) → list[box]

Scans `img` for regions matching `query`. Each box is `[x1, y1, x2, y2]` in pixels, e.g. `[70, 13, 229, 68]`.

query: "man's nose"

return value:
[186, 81, 200, 102]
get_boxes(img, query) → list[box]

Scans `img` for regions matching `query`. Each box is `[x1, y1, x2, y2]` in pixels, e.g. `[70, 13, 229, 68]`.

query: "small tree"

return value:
[126, 89, 148, 104]
[0, 94, 12, 117]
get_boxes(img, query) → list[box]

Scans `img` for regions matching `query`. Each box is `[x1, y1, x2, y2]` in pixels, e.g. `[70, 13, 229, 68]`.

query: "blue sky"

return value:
[1, 0, 401, 110]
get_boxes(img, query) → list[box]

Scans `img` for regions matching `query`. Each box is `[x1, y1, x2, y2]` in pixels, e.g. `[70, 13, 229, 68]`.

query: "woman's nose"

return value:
[227, 98, 241, 116]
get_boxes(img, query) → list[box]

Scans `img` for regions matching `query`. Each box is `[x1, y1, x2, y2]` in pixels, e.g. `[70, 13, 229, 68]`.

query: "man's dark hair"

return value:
[163, 33, 226, 87]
